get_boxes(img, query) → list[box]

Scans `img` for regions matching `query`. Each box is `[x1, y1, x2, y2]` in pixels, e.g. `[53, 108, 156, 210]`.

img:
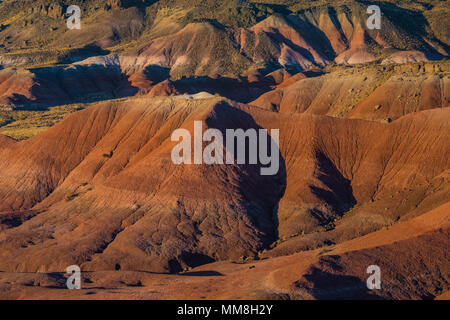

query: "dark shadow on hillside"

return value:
[293, 255, 381, 300]
[0, 210, 40, 230]
[180, 271, 224, 277]
[204, 101, 287, 249]
[143, 64, 170, 83]
[327, 6, 349, 49]
[265, 29, 317, 63]
[163, 102, 286, 273]
[14, 64, 138, 110]
[57, 44, 110, 64]
[171, 75, 275, 103]
[309, 150, 356, 225]
[119, 0, 158, 10]
[372, 1, 448, 59]
[10, 65, 291, 109]
[288, 14, 337, 61]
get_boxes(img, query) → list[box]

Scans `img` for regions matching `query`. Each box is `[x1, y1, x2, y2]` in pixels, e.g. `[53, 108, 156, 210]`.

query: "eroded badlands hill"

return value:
[0, 96, 448, 274]
[1, 0, 448, 70]
[0, 0, 449, 109]
[251, 62, 450, 120]
[0, 0, 448, 301]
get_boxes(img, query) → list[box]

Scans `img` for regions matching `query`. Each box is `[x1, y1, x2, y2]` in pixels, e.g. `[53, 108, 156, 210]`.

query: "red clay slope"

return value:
[0, 97, 448, 273]
[0, 199, 447, 300]
[251, 63, 450, 120]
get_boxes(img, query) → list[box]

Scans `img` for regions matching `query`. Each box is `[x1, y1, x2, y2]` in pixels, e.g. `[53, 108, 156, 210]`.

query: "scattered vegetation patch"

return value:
[0, 104, 85, 140]
[0, 112, 13, 126]
[65, 192, 79, 202]
[103, 151, 114, 158]
[317, 245, 335, 256]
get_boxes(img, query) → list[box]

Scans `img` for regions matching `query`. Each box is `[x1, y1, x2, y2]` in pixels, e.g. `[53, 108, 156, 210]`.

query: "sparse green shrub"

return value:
[65, 192, 79, 202]
[103, 151, 113, 158]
